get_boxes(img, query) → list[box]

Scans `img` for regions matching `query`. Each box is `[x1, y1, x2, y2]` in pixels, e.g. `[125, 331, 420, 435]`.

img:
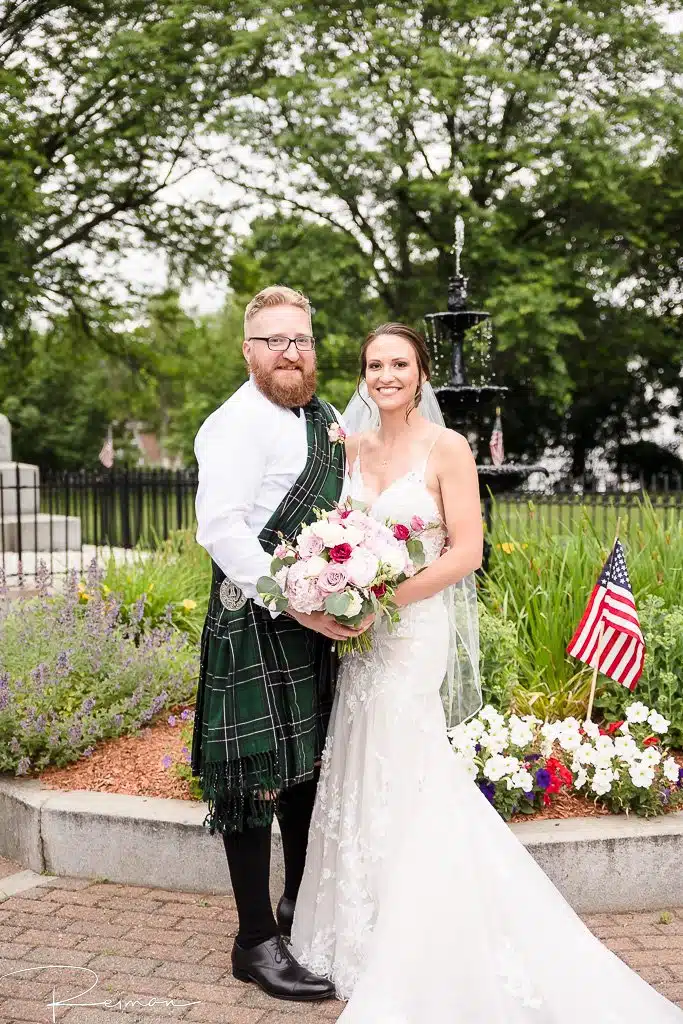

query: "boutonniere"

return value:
[328, 422, 347, 445]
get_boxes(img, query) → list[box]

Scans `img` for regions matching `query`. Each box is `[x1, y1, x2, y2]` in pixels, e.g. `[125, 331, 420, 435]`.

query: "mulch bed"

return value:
[35, 706, 683, 824]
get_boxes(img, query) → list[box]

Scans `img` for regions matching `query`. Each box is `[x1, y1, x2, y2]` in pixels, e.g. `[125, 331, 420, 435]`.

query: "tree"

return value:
[207, 0, 683, 470]
[0, 0, 272, 347]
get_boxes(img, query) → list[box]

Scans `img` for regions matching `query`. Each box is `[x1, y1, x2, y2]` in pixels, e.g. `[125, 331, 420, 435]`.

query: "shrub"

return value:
[98, 530, 211, 643]
[593, 597, 683, 748]
[0, 567, 199, 775]
[478, 603, 520, 712]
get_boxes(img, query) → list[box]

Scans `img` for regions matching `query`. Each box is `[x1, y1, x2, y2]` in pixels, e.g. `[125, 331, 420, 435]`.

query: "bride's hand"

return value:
[356, 612, 376, 633]
[287, 608, 367, 641]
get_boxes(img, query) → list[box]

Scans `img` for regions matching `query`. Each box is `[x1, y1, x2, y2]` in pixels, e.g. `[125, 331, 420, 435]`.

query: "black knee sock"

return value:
[223, 823, 278, 949]
[276, 774, 319, 903]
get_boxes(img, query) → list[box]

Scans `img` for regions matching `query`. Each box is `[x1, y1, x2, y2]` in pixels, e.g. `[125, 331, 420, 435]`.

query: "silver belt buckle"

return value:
[219, 578, 247, 611]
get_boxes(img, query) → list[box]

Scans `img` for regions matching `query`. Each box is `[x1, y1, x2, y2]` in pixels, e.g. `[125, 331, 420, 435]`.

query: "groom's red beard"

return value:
[251, 359, 317, 408]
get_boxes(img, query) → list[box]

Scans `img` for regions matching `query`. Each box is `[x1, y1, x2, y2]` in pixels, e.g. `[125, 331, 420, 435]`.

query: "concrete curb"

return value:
[1, 776, 681, 912]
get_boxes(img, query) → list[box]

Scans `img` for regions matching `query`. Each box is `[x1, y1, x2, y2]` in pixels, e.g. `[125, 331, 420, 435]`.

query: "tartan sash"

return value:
[191, 395, 345, 835]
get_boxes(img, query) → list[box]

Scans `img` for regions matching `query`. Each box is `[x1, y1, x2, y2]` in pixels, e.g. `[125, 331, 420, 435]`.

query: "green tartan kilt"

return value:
[191, 580, 335, 835]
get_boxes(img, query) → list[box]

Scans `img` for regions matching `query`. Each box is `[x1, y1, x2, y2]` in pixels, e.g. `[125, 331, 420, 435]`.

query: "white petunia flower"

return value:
[574, 767, 588, 789]
[483, 754, 510, 782]
[629, 763, 655, 788]
[591, 770, 613, 796]
[662, 757, 681, 784]
[509, 716, 534, 749]
[582, 720, 601, 740]
[614, 735, 638, 760]
[647, 711, 670, 735]
[641, 746, 662, 768]
[625, 701, 650, 724]
[510, 768, 534, 792]
[480, 705, 506, 729]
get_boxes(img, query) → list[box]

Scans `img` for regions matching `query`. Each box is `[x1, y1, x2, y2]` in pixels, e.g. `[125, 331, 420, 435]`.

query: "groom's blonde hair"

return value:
[243, 285, 312, 334]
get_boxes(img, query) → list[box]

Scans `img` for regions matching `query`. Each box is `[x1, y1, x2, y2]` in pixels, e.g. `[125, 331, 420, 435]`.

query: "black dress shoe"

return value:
[276, 894, 296, 938]
[232, 935, 335, 1001]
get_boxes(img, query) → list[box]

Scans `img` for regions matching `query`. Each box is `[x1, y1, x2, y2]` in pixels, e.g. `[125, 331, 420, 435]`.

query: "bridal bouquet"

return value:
[257, 503, 436, 655]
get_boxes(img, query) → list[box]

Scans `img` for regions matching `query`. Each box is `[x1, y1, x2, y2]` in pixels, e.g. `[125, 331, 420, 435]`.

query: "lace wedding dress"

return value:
[290, 442, 683, 1023]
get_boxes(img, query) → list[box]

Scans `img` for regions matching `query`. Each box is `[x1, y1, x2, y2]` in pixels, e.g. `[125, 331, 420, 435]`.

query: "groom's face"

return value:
[243, 305, 317, 408]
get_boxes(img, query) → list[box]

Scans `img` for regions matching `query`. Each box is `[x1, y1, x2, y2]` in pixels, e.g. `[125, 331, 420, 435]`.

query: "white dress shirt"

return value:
[194, 376, 344, 609]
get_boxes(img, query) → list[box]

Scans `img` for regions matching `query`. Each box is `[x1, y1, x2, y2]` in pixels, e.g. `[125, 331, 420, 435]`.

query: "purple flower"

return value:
[180, 709, 193, 721]
[525, 753, 541, 762]
[68, 724, 83, 744]
[678, 768, 683, 789]
[478, 780, 496, 803]
[56, 650, 72, 674]
[535, 768, 551, 790]
[523, 790, 535, 802]
[168, 715, 177, 727]
[82, 747, 94, 758]
[662, 788, 671, 804]
[16, 756, 31, 775]
[181, 745, 189, 756]
[475, 742, 482, 753]
[82, 697, 96, 713]
[112, 713, 124, 727]
[161, 754, 173, 769]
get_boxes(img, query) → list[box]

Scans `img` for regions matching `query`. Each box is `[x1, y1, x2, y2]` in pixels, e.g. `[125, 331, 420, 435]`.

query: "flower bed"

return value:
[449, 700, 683, 819]
[0, 565, 199, 775]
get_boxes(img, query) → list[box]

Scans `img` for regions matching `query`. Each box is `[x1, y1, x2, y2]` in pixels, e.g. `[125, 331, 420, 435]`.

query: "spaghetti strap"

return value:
[417, 431, 442, 480]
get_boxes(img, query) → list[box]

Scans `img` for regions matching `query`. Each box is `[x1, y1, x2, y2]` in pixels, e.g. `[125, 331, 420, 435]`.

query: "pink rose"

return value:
[274, 543, 290, 560]
[329, 543, 353, 563]
[285, 560, 324, 613]
[393, 523, 410, 541]
[339, 508, 352, 520]
[410, 516, 425, 533]
[297, 529, 325, 560]
[317, 563, 349, 595]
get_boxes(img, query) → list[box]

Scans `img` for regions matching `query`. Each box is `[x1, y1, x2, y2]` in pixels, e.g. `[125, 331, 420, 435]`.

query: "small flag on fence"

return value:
[98, 425, 115, 469]
[567, 539, 645, 691]
[489, 407, 504, 466]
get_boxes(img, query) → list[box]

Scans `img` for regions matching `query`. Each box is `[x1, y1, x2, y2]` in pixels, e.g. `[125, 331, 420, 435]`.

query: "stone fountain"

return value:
[424, 217, 548, 496]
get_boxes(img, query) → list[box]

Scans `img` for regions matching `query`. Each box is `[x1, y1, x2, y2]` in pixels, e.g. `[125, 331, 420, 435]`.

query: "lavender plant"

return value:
[0, 563, 199, 775]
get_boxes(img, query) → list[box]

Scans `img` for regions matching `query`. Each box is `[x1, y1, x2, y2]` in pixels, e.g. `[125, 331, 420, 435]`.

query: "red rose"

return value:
[393, 523, 410, 541]
[339, 508, 352, 520]
[329, 543, 353, 563]
[372, 583, 387, 598]
[643, 736, 659, 747]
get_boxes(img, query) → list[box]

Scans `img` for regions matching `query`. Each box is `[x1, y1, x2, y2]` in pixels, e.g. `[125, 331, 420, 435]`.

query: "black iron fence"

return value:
[0, 466, 681, 587]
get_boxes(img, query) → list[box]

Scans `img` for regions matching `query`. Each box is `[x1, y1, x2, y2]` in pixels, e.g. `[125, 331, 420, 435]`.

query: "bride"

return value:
[289, 322, 683, 1022]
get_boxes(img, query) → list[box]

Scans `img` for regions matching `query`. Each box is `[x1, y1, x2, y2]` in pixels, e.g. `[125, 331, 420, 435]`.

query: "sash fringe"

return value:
[198, 753, 282, 836]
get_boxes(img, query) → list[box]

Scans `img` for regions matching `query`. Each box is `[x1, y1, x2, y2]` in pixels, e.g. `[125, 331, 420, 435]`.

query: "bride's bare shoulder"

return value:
[433, 427, 476, 466]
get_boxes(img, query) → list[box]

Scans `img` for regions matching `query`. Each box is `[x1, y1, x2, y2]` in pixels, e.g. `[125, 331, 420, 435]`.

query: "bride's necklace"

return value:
[376, 429, 411, 469]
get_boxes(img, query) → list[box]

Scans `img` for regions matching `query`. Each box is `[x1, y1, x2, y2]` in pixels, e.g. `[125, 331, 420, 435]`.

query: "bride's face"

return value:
[364, 334, 421, 415]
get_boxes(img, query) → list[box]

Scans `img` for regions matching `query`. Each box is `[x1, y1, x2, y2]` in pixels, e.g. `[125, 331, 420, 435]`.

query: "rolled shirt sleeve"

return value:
[194, 400, 274, 608]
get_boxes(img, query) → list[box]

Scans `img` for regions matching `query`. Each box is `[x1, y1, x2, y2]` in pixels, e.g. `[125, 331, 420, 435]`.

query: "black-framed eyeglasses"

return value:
[247, 334, 316, 352]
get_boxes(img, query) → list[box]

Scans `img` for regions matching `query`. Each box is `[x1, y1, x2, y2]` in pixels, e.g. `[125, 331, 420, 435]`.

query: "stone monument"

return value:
[0, 413, 81, 552]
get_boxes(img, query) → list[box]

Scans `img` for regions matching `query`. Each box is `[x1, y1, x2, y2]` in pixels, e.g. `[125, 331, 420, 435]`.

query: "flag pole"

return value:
[586, 515, 622, 721]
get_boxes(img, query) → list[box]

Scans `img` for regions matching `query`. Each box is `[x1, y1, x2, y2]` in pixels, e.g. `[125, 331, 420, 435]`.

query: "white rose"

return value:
[345, 548, 380, 588]
[376, 544, 408, 577]
[339, 524, 365, 547]
[663, 757, 680, 784]
[310, 520, 348, 548]
[274, 566, 289, 590]
[647, 711, 670, 734]
[301, 554, 328, 578]
[345, 590, 363, 617]
[625, 701, 650, 724]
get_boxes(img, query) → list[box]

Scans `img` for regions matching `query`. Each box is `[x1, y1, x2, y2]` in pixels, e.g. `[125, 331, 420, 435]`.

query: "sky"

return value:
[115, 8, 683, 319]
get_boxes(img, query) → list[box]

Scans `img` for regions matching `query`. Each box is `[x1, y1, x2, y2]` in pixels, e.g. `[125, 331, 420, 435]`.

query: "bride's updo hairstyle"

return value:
[359, 322, 432, 417]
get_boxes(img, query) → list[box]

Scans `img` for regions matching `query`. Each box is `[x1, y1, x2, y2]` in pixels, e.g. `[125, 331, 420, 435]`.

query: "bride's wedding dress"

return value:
[290, 441, 683, 1022]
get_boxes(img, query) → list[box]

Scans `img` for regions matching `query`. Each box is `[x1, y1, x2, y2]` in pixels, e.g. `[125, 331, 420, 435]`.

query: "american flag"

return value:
[489, 408, 504, 466]
[567, 540, 645, 690]
[98, 425, 114, 469]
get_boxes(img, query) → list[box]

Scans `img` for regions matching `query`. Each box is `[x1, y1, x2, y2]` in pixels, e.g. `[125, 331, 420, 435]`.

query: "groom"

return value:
[191, 285, 357, 1001]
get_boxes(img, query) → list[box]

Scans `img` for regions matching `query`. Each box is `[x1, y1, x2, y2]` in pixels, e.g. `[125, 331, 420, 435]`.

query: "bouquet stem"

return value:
[337, 631, 374, 658]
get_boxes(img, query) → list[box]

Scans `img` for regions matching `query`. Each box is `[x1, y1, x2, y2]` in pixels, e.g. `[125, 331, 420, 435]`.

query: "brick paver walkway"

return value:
[1, 877, 682, 1022]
